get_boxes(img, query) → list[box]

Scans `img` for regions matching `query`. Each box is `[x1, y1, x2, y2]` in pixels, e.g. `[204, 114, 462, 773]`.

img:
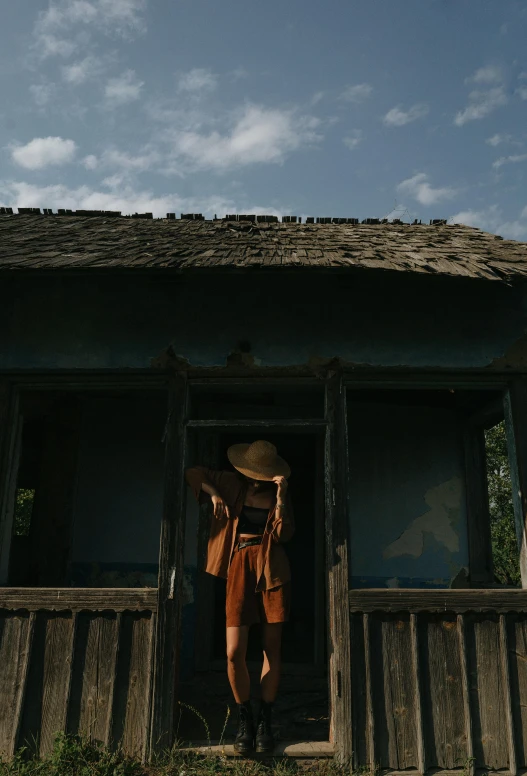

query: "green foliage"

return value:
[0, 732, 361, 776]
[13, 489, 34, 537]
[485, 422, 521, 586]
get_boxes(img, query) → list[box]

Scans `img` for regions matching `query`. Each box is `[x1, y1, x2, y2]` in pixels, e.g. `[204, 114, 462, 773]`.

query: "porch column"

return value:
[504, 378, 527, 588]
[325, 374, 353, 763]
[150, 373, 188, 753]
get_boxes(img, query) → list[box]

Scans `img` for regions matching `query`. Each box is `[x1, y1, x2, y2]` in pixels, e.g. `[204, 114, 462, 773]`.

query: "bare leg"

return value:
[226, 625, 250, 703]
[260, 623, 283, 703]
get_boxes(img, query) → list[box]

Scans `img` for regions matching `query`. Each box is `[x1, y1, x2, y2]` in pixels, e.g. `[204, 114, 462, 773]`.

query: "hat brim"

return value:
[227, 443, 291, 481]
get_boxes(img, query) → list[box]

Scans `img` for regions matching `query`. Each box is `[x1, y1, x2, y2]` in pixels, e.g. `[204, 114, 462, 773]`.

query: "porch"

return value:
[1, 371, 527, 768]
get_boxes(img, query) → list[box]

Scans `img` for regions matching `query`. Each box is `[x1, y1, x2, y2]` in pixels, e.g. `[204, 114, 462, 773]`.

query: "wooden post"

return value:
[504, 380, 527, 587]
[150, 373, 188, 754]
[325, 373, 353, 763]
[0, 381, 20, 585]
[463, 422, 494, 585]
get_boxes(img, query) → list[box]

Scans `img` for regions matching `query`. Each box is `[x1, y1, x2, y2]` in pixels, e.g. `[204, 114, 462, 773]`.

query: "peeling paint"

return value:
[383, 476, 462, 560]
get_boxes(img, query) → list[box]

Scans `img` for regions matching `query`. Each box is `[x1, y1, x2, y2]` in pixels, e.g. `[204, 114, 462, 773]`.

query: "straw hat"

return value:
[227, 440, 291, 481]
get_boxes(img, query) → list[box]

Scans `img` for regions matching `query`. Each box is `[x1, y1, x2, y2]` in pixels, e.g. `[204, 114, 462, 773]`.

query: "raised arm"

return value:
[267, 476, 295, 543]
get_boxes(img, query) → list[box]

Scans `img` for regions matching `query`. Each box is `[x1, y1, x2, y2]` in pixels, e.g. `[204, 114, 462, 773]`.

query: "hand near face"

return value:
[273, 475, 288, 501]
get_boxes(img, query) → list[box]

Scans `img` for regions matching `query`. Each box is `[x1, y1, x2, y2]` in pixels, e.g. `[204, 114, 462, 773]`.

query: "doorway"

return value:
[177, 425, 329, 745]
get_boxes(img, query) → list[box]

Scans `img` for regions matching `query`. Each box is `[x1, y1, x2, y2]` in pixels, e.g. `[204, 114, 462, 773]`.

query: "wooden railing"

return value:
[0, 587, 158, 761]
[349, 589, 527, 775]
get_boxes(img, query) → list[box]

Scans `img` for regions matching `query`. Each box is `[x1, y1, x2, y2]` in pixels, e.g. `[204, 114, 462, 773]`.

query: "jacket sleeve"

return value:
[184, 466, 238, 507]
[267, 493, 295, 544]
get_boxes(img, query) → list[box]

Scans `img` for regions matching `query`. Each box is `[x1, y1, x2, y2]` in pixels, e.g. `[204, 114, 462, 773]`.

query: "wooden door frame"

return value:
[179, 373, 352, 759]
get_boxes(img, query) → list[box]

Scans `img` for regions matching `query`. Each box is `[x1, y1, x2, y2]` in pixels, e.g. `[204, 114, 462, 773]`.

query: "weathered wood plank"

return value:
[509, 614, 527, 767]
[324, 374, 352, 763]
[500, 614, 517, 775]
[363, 613, 375, 771]
[410, 614, 426, 775]
[0, 612, 34, 757]
[457, 614, 474, 776]
[0, 588, 158, 611]
[467, 614, 509, 770]
[370, 614, 418, 770]
[349, 589, 527, 613]
[350, 613, 366, 769]
[151, 374, 188, 754]
[112, 612, 155, 760]
[463, 423, 494, 584]
[68, 613, 120, 747]
[421, 615, 467, 769]
[19, 612, 76, 756]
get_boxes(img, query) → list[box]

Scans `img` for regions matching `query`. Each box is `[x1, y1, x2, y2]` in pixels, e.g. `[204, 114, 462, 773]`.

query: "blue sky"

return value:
[1, 0, 527, 238]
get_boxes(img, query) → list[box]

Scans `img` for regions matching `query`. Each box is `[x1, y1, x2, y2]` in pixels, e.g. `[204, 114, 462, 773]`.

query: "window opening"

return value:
[484, 421, 520, 586]
[3, 388, 167, 588]
[346, 386, 506, 590]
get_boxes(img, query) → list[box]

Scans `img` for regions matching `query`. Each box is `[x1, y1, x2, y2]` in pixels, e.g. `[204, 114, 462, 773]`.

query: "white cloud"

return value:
[83, 154, 99, 170]
[465, 65, 503, 85]
[492, 153, 527, 169]
[516, 86, 527, 101]
[177, 68, 218, 94]
[454, 87, 507, 126]
[0, 179, 284, 220]
[396, 173, 457, 206]
[10, 137, 77, 170]
[33, 0, 147, 58]
[340, 83, 373, 103]
[486, 133, 513, 146]
[383, 103, 429, 127]
[163, 104, 322, 173]
[62, 55, 106, 84]
[451, 204, 527, 241]
[83, 148, 160, 173]
[104, 69, 143, 105]
[343, 130, 362, 150]
[29, 82, 57, 107]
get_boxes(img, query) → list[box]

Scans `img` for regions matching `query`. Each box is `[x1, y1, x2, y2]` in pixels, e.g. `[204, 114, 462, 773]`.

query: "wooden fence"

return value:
[0, 588, 157, 761]
[350, 590, 527, 775]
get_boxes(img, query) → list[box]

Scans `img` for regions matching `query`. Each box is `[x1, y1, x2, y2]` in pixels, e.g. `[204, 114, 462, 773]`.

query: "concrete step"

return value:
[184, 740, 334, 758]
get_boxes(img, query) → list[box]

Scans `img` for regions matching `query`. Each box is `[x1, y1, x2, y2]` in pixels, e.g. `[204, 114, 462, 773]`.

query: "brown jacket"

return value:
[185, 466, 295, 591]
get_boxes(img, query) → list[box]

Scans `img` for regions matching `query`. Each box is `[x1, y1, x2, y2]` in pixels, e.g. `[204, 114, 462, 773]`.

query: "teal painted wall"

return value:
[1, 271, 526, 370]
[348, 401, 468, 589]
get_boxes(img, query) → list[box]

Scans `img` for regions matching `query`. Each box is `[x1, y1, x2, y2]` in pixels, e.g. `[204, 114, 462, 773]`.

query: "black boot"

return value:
[255, 700, 275, 753]
[234, 700, 254, 754]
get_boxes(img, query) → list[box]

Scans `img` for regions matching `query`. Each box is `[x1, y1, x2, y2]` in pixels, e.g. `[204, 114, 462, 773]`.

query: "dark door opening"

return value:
[178, 428, 329, 744]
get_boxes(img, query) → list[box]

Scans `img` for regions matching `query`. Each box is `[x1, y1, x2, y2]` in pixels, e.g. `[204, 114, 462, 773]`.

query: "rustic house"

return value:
[2, 209, 527, 768]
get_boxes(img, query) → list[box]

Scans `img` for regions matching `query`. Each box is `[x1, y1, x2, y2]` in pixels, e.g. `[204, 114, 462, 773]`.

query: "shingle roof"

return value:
[0, 213, 526, 281]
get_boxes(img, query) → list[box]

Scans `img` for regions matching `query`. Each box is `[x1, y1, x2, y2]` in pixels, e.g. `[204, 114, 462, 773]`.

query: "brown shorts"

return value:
[226, 543, 291, 627]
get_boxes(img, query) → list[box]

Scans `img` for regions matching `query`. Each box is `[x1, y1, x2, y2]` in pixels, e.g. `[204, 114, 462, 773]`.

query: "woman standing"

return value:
[185, 439, 294, 754]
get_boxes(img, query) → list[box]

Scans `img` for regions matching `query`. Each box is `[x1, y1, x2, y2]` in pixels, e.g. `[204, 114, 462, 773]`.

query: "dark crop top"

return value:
[237, 505, 269, 535]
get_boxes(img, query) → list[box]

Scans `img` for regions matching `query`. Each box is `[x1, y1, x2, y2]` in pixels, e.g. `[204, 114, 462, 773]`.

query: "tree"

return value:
[485, 422, 521, 586]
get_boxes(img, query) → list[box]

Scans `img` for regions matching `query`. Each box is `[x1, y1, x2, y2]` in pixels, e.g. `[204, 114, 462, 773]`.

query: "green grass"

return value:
[0, 733, 363, 776]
